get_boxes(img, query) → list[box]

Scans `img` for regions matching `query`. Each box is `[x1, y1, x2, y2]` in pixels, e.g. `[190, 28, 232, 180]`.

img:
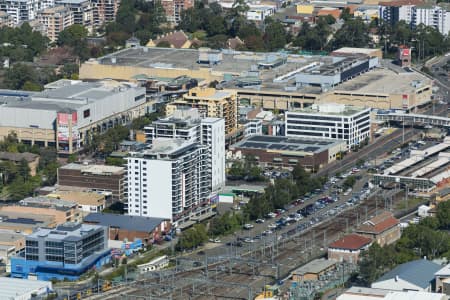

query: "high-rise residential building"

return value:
[37, 5, 74, 42]
[379, 0, 450, 35]
[0, 0, 54, 24]
[126, 138, 210, 223]
[285, 103, 371, 149]
[413, 4, 450, 35]
[160, 0, 193, 24]
[166, 87, 238, 135]
[10, 222, 109, 281]
[91, 0, 118, 26]
[55, 0, 94, 32]
[144, 108, 225, 192]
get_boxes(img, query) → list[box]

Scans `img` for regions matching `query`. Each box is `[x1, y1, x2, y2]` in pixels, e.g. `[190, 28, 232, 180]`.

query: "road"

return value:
[81, 167, 410, 300]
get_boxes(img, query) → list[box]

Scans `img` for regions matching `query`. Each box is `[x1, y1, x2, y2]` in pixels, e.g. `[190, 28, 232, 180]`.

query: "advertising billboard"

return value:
[57, 112, 79, 142]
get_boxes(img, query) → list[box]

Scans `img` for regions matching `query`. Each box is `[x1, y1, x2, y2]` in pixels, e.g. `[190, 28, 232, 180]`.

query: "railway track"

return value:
[91, 187, 405, 300]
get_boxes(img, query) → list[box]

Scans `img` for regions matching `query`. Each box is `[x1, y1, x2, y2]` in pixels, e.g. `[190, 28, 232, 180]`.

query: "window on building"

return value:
[83, 109, 90, 118]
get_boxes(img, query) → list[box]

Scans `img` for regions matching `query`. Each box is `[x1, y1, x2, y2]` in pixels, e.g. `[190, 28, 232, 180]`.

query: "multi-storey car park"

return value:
[80, 47, 433, 112]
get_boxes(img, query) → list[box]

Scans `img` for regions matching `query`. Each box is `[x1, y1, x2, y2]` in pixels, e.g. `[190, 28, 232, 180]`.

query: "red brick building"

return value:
[328, 234, 372, 263]
[356, 211, 401, 246]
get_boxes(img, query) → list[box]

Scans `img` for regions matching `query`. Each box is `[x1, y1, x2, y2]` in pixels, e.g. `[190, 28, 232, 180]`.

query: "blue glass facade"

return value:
[10, 223, 111, 281]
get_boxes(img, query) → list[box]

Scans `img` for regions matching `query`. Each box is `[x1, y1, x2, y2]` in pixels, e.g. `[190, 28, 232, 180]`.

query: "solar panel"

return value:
[304, 147, 319, 152]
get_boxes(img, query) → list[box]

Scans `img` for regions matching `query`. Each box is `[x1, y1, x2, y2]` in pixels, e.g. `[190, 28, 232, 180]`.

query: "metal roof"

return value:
[83, 213, 166, 232]
[375, 259, 441, 289]
[0, 277, 52, 298]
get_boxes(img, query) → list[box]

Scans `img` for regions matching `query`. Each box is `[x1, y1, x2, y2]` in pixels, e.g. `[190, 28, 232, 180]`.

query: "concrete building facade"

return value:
[285, 103, 371, 148]
[126, 138, 210, 223]
[37, 5, 74, 42]
[11, 223, 110, 281]
[0, 80, 147, 154]
[57, 163, 126, 202]
[144, 109, 226, 192]
[166, 87, 238, 135]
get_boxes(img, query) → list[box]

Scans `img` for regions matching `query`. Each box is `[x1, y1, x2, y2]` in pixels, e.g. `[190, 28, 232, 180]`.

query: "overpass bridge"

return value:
[376, 112, 450, 127]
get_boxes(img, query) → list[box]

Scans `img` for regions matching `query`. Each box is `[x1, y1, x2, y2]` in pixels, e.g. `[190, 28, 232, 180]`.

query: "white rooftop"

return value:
[0, 277, 52, 299]
[338, 287, 448, 300]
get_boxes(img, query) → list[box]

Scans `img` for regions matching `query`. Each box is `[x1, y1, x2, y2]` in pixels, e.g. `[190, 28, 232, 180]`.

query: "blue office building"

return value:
[11, 223, 111, 281]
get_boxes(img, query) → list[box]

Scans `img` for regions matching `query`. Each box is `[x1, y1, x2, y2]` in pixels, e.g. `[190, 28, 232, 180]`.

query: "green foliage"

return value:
[156, 41, 172, 48]
[88, 125, 129, 155]
[67, 153, 78, 163]
[3, 63, 57, 91]
[227, 155, 264, 182]
[359, 219, 450, 285]
[102, 201, 125, 214]
[0, 23, 48, 62]
[263, 18, 288, 51]
[244, 164, 323, 220]
[57, 25, 88, 47]
[106, 157, 125, 166]
[437, 200, 450, 229]
[343, 176, 356, 189]
[61, 64, 79, 79]
[294, 18, 331, 50]
[105, 0, 166, 46]
[209, 211, 245, 236]
[176, 224, 208, 251]
[130, 112, 162, 130]
[331, 18, 369, 49]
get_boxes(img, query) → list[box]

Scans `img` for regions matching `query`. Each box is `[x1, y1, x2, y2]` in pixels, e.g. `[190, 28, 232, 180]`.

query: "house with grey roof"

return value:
[372, 259, 442, 292]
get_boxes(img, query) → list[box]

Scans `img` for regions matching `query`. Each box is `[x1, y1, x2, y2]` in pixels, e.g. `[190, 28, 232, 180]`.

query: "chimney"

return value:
[395, 275, 399, 282]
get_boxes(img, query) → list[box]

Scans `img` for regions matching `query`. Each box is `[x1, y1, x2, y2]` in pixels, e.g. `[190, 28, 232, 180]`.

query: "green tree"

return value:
[437, 200, 450, 229]
[263, 19, 288, 51]
[18, 159, 30, 180]
[57, 25, 88, 47]
[331, 18, 369, 49]
[343, 175, 356, 189]
[156, 41, 171, 48]
[340, 7, 352, 22]
[4, 64, 38, 90]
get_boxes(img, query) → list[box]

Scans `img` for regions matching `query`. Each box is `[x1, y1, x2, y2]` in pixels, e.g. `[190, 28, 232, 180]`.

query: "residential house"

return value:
[0, 152, 39, 176]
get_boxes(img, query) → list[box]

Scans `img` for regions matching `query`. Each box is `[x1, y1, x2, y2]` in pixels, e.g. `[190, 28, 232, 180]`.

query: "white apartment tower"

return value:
[144, 108, 225, 191]
[285, 103, 371, 149]
[413, 5, 450, 36]
[126, 138, 209, 221]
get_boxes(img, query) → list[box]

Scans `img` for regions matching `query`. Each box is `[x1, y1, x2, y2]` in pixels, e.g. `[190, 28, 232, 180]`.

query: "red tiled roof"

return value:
[329, 234, 372, 250]
[357, 211, 399, 235]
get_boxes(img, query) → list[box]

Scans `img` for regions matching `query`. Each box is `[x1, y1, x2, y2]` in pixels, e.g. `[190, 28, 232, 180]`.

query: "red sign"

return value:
[57, 112, 77, 126]
[402, 49, 410, 56]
